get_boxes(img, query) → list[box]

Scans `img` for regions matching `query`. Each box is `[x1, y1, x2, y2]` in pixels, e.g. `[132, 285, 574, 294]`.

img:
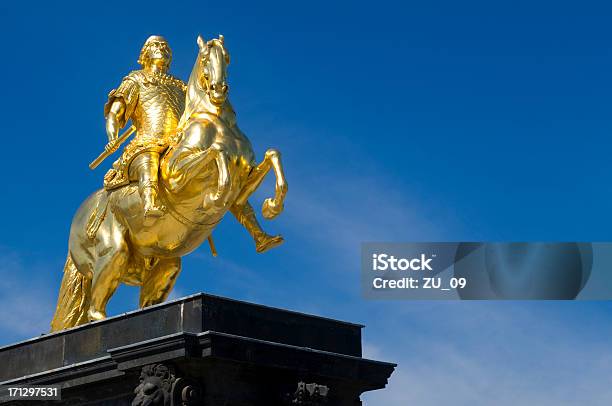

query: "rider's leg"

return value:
[132, 152, 165, 218]
[230, 201, 284, 253]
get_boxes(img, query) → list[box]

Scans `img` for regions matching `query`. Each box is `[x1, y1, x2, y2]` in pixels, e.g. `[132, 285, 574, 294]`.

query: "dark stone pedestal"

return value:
[0, 293, 395, 405]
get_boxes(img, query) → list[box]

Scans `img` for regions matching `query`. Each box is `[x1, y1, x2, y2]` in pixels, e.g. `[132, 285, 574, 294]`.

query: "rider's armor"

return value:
[103, 69, 187, 191]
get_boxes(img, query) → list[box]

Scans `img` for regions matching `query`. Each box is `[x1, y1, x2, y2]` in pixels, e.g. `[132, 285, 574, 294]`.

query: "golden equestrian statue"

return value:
[50, 35, 288, 331]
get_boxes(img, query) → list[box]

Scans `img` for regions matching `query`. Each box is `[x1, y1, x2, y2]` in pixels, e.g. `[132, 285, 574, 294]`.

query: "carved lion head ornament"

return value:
[132, 364, 201, 406]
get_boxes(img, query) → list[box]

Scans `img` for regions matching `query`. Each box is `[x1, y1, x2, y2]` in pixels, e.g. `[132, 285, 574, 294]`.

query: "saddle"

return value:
[103, 142, 169, 191]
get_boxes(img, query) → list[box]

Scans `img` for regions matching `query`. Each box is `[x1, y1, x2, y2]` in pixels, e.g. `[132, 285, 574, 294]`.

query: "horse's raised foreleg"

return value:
[88, 220, 130, 321]
[139, 257, 181, 308]
[235, 149, 287, 219]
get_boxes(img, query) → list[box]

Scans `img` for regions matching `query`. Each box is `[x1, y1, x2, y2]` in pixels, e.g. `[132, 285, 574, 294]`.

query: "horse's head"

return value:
[196, 35, 230, 106]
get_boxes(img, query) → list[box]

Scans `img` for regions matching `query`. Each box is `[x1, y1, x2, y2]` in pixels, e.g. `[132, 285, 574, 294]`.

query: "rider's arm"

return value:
[105, 100, 126, 143]
[103, 73, 139, 144]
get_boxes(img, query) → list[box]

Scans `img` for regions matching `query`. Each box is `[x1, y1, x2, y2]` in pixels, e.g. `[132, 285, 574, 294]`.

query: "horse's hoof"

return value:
[256, 234, 284, 253]
[262, 198, 283, 219]
[87, 308, 106, 322]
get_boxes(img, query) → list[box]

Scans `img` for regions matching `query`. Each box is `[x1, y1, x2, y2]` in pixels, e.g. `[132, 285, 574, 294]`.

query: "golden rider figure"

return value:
[103, 35, 183, 217]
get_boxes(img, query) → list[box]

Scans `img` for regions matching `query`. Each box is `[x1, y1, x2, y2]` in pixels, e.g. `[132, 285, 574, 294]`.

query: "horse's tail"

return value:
[50, 255, 91, 332]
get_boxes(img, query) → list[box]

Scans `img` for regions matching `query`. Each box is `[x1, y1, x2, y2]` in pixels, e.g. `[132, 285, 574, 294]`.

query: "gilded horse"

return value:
[50, 35, 287, 331]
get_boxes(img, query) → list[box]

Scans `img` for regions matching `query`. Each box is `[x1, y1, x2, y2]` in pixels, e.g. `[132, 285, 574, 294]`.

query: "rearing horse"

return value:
[50, 35, 287, 332]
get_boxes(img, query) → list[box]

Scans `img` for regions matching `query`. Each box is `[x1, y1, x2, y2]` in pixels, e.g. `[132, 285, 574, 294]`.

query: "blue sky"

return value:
[2, 1, 612, 404]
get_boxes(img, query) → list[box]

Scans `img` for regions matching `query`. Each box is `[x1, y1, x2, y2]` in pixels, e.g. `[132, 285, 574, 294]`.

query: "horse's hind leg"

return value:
[139, 257, 181, 308]
[230, 202, 284, 253]
[88, 220, 130, 321]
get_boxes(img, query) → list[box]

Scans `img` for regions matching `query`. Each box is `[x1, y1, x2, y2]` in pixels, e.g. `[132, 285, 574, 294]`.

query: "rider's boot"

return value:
[231, 201, 284, 253]
[134, 152, 165, 219]
[142, 183, 165, 218]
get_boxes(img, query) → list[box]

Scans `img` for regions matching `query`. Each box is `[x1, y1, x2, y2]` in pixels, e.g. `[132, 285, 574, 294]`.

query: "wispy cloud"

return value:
[248, 119, 465, 260]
